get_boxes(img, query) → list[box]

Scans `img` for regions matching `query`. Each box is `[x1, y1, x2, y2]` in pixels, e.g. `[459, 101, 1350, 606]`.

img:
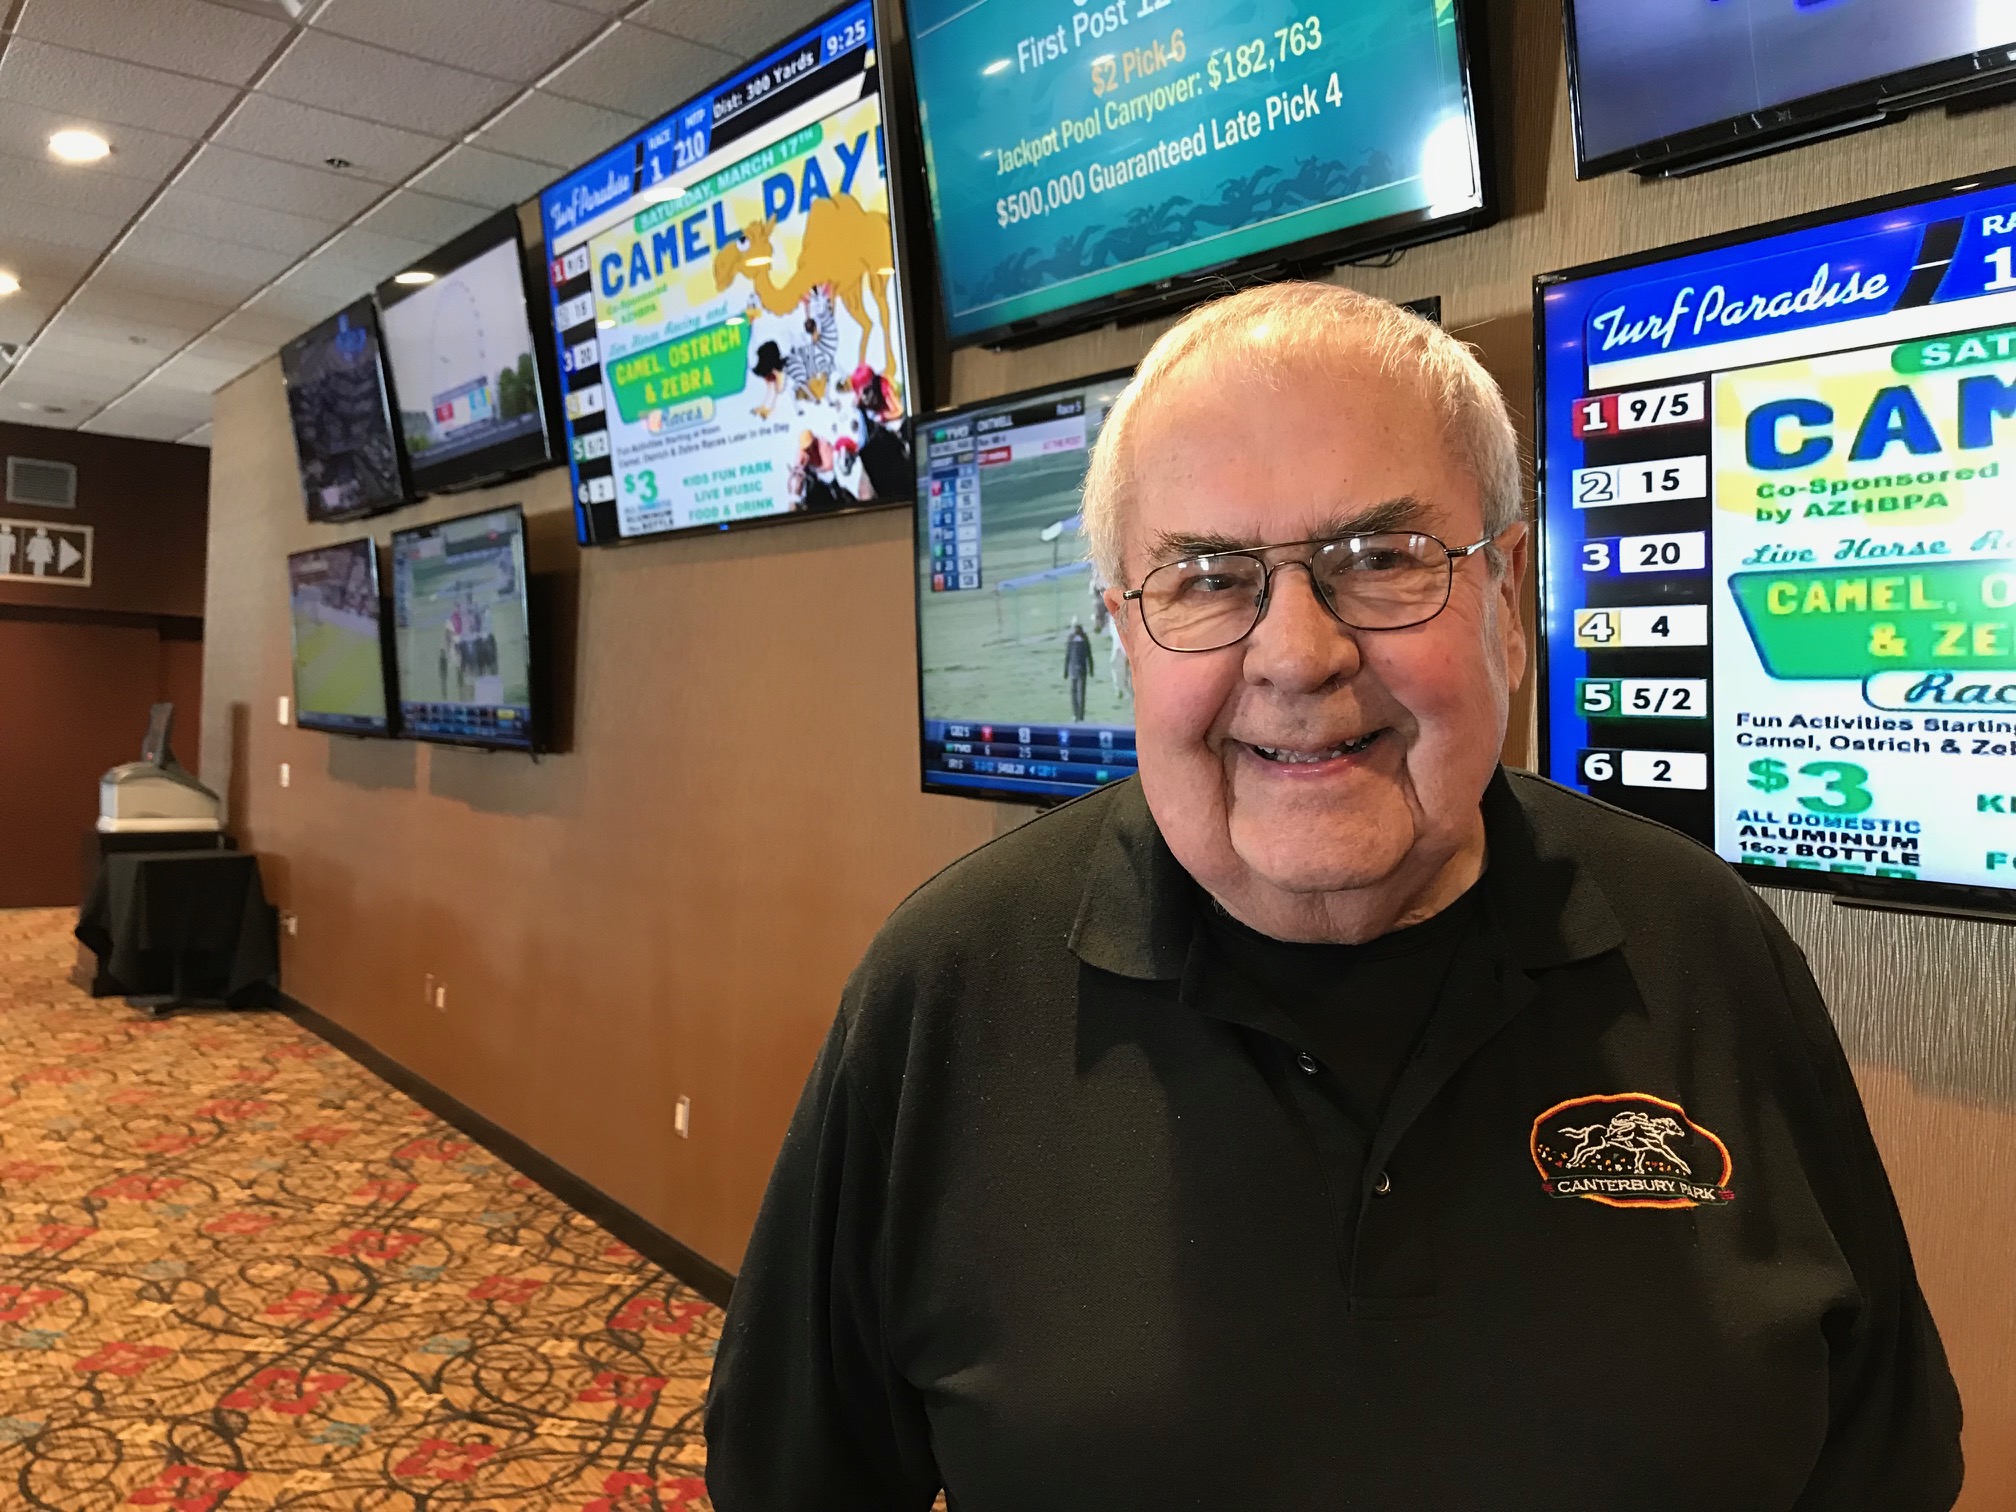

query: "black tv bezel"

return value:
[285, 536, 396, 740]
[376, 210, 565, 499]
[1531, 162, 2016, 922]
[536, 0, 925, 551]
[280, 296, 412, 525]
[1564, 0, 2016, 181]
[388, 502, 540, 754]
[911, 362, 1140, 808]
[898, 0, 1497, 351]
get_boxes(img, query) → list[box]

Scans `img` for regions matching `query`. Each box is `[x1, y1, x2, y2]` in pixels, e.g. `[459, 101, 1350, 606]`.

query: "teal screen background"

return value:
[906, 0, 1478, 340]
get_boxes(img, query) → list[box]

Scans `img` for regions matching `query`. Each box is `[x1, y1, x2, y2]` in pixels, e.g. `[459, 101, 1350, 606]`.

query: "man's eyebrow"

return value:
[1141, 497, 1434, 564]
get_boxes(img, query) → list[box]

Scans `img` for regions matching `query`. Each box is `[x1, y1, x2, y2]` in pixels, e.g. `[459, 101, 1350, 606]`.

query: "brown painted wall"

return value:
[0, 421, 209, 617]
[199, 6, 2014, 1502]
[0, 424, 208, 905]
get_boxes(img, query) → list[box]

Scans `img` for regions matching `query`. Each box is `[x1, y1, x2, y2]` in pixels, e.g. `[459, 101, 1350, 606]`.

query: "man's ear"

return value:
[1495, 520, 1530, 691]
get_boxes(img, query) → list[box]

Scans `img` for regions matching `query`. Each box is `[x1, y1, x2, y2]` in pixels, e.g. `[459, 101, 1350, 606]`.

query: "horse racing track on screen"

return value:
[0, 909, 720, 1511]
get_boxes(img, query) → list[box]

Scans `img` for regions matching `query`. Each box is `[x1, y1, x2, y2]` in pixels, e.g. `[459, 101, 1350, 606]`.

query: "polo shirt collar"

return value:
[1066, 768, 1625, 978]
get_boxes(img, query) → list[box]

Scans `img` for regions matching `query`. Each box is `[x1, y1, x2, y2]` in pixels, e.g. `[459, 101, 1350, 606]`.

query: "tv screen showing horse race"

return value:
[915, 371, 1136, 802]
[287, 539, 391, 737]
[1537, 167, 2016, 914]
[540, 2, 913, 547]
[390, 506, 535, 750]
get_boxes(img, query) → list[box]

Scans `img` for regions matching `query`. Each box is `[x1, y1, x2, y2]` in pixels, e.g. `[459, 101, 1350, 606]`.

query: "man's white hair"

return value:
[1080, 281, 1523, 588]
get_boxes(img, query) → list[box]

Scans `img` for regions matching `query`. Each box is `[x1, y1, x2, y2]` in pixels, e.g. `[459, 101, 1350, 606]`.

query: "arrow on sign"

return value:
[56, 538, 81, 574]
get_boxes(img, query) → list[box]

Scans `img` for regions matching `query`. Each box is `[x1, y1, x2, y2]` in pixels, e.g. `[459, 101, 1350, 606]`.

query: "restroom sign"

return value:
[0, 518, 91, 586]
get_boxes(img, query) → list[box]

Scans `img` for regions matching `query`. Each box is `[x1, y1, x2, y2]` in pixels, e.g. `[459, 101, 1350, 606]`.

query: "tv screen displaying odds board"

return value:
[540, 1, 913, 546]
[915, 370, 1136, 802]
[1537, 166, 2016, 916]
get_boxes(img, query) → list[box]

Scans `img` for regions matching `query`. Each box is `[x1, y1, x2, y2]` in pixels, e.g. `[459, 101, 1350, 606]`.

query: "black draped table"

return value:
[75, 850, 279, 1015]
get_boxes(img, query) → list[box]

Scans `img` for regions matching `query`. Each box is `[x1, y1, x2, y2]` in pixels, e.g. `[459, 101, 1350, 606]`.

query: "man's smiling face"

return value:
[1106, 355, 1528, 940]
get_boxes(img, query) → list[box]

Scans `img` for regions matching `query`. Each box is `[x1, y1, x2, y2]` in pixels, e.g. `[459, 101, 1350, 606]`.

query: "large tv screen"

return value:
[379, 211, 560, 496]
[904, 0, 1489, 346]
[287, 538, 392, 737]
[539, 1, 913, 547]
[1567, 0, 2016, 178]
[1536, 166, 2016, 918]
[280, 298, 407, 522]
[915, 370, 1137, 802]
[390, 505, 536, 751]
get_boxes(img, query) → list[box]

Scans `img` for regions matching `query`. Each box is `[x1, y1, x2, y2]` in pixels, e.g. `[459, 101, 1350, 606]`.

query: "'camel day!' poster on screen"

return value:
[585, 95, 908, 537]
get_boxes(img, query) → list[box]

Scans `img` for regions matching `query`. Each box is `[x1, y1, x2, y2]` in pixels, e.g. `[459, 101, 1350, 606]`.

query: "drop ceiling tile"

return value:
[0, 99, 195, 185]
[93, 248, 266, 313]
[116, 223, 297, 286]
[140, 188, 341, 260]
[178, 422, 213, 447]
[0, 361, 125, 413]
[258, 31, 518, 140]
[474, 89, 640, 168]
[214, 94, 446, 186]
[0, 294, 61, 346]
[313, 0, 606, 83]
[174, 144, 384, 220]
[0, 151, 159, 221]
[539, 22, 723, 118]
[355, 189, 491, 245]
[0, 38, 237, 138]
[408, 144, 553, 209]
[556, 0, 631, 12]
[0, 202, 128, 258]
[16, 0, 291, 85]
[272, 255, 375, 304]
[0, 236, 103, 287]
[319, 225, 435, 281]
[151, 346, 260, 395]
[20, 327, 169, 374]
[5, 339, 158, 390]
[81, 404, 213, 441]
[244, 281, 346, 327]
[629, 0, 790, 59]
[210, 305, 315, 349]
[61, 284, 228, 346]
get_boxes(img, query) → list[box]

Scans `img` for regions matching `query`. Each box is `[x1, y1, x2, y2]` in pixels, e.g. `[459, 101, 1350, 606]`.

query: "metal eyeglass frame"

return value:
[1119, 530, 1496, 653]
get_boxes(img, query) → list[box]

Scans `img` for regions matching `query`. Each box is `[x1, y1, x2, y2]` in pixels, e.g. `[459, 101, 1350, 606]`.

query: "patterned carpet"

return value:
[0, 908, 722, 1511]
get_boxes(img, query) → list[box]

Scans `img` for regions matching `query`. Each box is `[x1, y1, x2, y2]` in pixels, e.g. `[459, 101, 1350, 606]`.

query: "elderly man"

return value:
[706, 284, 1962, 1510]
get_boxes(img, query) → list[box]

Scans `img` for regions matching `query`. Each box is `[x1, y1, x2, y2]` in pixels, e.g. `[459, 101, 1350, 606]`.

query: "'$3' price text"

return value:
[1747, 758, 1874, 815]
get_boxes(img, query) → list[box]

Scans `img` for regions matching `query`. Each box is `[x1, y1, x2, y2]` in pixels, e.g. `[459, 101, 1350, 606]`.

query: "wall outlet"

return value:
[434, 982, 447, 1011]
[280, 910, 298, 937]
[277, 695, 291, 726]
[279, 762, 290, 788]
[674, 1095, 691, 1138]
[423, 973, 434, 1008]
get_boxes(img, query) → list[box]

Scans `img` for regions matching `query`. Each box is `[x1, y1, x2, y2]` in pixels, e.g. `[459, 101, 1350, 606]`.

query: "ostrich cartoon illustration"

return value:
[712, 195, 893, 371]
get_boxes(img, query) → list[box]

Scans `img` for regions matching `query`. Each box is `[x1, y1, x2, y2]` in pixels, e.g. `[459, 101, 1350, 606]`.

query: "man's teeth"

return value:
[1252, 733, 1378, 763]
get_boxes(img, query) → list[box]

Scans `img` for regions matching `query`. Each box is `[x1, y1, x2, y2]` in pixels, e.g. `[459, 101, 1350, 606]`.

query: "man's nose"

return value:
[1242, 562, 1362, 690]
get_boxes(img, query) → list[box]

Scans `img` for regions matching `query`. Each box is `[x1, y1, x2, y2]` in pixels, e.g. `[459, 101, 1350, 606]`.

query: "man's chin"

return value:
[1226, 824, 1414, 898]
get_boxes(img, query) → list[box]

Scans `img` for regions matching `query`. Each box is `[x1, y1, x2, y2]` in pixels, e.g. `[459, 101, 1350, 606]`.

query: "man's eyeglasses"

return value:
[1120, 530, 1495, 653]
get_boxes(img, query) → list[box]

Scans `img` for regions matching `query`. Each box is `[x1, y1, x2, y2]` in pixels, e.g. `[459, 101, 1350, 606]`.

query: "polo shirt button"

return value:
[1373, 1171, 1393, 1197]
[1296, 1052, 1320, 1075]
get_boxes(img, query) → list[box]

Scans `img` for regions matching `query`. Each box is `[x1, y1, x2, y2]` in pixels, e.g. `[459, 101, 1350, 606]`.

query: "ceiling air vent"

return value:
[6, 456, 78, 509]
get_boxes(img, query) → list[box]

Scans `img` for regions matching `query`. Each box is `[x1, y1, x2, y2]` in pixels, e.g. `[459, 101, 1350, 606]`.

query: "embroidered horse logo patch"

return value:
[1531, 1093, 1734, 1209]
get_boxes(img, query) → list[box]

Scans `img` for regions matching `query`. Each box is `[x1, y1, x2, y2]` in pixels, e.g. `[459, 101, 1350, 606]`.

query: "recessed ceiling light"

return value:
[48, 129, 110, 164]
[393, 270, 435, 285]
[0, 272, 19, 297]
[18, 402, 65, 414]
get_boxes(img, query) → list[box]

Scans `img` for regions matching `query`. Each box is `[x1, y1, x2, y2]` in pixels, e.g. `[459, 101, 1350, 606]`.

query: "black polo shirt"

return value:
[706, 770, 1962, 1512]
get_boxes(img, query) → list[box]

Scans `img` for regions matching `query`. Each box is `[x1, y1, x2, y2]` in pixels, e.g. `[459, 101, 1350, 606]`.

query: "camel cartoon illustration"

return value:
[712, 195, 893, 371]
[1556, 1111, 1693, 1175]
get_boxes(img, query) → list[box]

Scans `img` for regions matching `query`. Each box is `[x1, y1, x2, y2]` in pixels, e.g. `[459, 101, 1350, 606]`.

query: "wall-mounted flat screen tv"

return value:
[1535, 164, 2016, 920]
[280, 298, 408, 522]
[378, 211, 562, 497]
[390, 505, 536, 751]
[915, 369, 1137, 803]
[903, 0, 1491, 347]
[1567, 0, 2016, 179]
[538, 0, 914, 547]
[287, 538, 393, 737]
